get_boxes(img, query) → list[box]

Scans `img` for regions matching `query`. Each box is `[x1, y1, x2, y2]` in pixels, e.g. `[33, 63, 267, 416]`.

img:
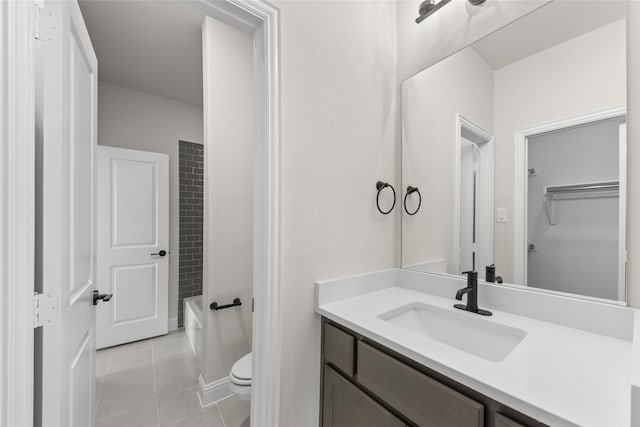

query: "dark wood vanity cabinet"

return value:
[320, 318, 546, 427]
[323, 365, 406, 427]
[357, 342, 484, 426]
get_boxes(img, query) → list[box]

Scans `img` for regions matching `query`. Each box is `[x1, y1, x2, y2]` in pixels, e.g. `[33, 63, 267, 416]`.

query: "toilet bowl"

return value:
[229, 352, 252, 402]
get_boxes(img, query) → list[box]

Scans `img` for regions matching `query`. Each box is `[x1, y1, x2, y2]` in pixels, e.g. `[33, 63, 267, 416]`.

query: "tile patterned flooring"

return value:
[96, 330, 249, 427]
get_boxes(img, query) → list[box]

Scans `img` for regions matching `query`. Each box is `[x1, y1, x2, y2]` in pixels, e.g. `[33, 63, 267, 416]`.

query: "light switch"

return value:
[496, 208, 508, 223]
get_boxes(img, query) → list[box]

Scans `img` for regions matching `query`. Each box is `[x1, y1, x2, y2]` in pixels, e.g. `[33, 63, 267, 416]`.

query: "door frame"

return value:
[513, 106, 627, 298]
[1, 0, 282, 426]
[453, 114, 494, 278]
[200, 1, 281, 424]
[1, 1, 36, 426]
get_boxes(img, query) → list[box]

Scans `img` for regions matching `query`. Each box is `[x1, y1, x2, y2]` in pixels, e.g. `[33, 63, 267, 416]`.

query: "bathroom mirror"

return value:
[401, 0, 627, 302]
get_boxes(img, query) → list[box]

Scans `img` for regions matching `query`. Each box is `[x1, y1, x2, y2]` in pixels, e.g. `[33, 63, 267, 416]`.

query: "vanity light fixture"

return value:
[416, 0, 486, 24]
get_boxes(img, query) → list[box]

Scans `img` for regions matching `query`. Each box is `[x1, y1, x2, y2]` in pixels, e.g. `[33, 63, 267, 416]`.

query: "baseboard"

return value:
[197, 374, 232, 407]
[168, 317, 178, 332]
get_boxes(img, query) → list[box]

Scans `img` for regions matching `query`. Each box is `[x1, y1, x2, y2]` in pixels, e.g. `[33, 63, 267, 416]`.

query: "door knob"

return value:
[93, 290, 113, 306]
[150, 250, 167, 257]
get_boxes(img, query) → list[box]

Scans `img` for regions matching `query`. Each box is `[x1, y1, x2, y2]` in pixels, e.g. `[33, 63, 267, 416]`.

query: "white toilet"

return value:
[229, 352, 252, 401]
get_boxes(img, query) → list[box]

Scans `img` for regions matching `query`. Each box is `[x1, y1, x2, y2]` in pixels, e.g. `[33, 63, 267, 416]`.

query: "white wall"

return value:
[97, 81, 203, 325]
[493, 19, 626, 282]
[527, 120, 621, 299]
[273, 1, 398, 425]
[402, 47, 493, 273]
[201, 17, 253, 384]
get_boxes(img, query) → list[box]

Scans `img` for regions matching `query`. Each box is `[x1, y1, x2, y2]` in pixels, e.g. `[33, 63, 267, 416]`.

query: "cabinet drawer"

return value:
[323, 323, 355, 377]
[357, 341, 484, 427]
[495, 413, 525, 427]
[323, 365, 405, 427]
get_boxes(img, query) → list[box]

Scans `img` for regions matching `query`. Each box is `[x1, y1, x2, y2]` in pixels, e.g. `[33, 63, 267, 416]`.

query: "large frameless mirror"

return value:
[401, 0, 627, 303]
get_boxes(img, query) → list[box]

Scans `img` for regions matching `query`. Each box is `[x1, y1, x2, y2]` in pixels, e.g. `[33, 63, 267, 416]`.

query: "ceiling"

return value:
[78, 0, 212, 105]
[472, 0, 627, 71]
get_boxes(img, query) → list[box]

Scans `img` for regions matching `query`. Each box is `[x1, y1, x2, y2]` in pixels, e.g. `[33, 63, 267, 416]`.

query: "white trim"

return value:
[619, 123, 627, 301]
[513, 106, 627, 289]
[453, 116, 461, 274]
[200, 1, 281, 425]
[403, 259, 448, 274]
[197, 375, 232, 407]
[168, 317, 178, 332]
[0, 1, 36, 426]
[453, 114, 494, 278]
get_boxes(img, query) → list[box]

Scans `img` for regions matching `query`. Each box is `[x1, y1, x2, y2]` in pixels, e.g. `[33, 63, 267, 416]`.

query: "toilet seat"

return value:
[229, 352, 252, 402]
[230, 352, 252, 386]
[230, 373, 251, 386]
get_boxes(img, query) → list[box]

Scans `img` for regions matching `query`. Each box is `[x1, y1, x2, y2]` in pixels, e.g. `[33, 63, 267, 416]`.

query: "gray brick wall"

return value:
[178, 140, 204, 327]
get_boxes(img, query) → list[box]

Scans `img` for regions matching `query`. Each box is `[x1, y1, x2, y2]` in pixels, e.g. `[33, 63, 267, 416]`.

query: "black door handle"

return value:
[93, 290, 113, 306]
[150, 250, 167, 257]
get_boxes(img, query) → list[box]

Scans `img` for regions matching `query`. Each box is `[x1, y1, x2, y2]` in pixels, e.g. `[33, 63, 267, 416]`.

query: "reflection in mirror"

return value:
[401, 0, 627, 302]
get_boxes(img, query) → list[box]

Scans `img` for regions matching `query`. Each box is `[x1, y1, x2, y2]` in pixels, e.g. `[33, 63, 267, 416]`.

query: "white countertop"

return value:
[316, 269, 638, 426]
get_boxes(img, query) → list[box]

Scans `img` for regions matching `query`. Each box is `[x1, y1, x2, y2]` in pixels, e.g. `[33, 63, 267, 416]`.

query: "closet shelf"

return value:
[543, 180, 619, 225]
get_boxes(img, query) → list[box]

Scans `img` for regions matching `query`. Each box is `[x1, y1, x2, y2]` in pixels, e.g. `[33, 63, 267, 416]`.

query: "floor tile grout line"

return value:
[94, 332, 199, 425]
[94, 399, 157, 423]
[157, 381, 200, 400]
[95, 349, 110, 416]
[151, 337, 161, 427]
[95, 342, 157, 421]
[93, 366, 156, 421]
[216, 403, 228, 427]
[153, 332, 204, 425]
[164, 399, 211, 427]
[165, 412, 195, 426]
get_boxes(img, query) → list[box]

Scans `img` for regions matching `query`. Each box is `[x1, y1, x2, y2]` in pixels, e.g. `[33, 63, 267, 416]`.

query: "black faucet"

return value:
[485, 264, 503, 284]
[454, 271, 492, 316]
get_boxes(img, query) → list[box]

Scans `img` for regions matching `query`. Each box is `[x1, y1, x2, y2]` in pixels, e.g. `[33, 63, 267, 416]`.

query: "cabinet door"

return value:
[323, 365, 405, 427]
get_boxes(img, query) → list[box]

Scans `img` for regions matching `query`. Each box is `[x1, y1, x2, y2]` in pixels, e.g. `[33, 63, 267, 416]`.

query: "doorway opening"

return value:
[514, 107, 627, 301]
[20, 0, 281, 426]
[454, 114, 494, 280]
[80, 1, 255, 424]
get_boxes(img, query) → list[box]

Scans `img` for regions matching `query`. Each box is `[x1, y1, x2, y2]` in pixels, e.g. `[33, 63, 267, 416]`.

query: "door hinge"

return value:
[35, 6, 58, 41]
[34, 292, 58, 328]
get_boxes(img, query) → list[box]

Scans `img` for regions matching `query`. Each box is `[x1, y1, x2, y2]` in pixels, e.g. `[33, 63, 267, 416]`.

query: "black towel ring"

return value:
[376, 181, 396, 215]
[404, 186, 421, 215]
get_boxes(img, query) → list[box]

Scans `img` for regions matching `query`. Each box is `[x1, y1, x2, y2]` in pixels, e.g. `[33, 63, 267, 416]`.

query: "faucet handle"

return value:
[461, 271, 478, 286]
[485, 264, 496, 282]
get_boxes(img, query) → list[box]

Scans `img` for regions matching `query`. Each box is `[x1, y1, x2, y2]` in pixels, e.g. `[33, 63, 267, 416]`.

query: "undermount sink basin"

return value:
[378, 302, 526, 362]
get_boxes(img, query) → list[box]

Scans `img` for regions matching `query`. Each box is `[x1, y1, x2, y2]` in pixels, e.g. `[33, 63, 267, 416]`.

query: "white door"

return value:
[96, 146, 169, 349]
[40, 1, 99, 425]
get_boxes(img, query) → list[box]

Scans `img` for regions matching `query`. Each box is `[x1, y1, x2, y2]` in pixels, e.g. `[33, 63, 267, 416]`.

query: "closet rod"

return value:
[545, 181, 619, 195]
